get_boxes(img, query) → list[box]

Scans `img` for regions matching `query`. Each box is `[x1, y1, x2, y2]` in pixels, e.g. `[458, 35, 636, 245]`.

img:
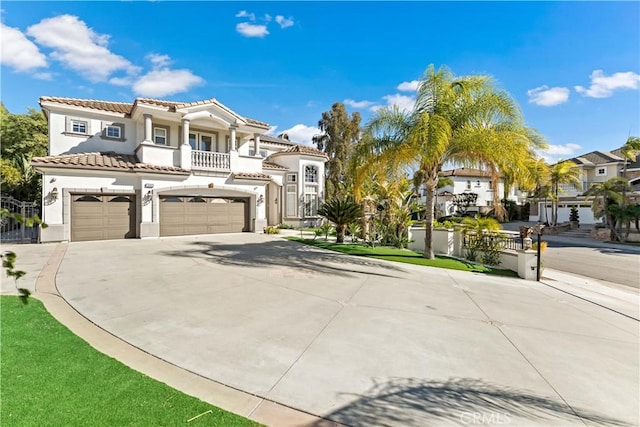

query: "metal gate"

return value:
[1, 197, 40, 243]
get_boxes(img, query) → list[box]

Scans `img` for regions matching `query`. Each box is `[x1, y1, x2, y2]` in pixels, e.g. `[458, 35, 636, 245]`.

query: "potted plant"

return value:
[569, 206, 580, 228]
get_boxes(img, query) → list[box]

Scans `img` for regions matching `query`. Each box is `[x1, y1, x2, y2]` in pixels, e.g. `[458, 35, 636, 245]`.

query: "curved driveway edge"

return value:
[31, 242, 334, 427]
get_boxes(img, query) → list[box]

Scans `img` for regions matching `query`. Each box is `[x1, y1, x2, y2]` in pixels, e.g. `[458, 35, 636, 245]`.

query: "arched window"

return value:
[305, 165, 318, 183]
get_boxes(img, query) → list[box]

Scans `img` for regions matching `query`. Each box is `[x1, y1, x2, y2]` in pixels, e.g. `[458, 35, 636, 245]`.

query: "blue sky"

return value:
[1, 1, 639, 162]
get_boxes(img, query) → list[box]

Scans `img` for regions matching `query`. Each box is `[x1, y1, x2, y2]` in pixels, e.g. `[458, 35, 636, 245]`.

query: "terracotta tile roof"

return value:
[258, 134, 295, 146]
[440, 168, 495, 178]
[270, 144, 327, 159]
[232, 172, 272, 181]
[31, 152, 189, 175]
[262, 160, 288, 170]
[40, 96, 132, 114]
[40, 96, 269, 128]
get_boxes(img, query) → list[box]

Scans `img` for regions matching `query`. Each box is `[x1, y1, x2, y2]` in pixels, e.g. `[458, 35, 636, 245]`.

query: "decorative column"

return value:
[229, 125, 237, 151]
[253, 133, 261, 157]
[143, 114, 153, 143]
[181, 119, 190, 146]
[180, 118, 192, 170]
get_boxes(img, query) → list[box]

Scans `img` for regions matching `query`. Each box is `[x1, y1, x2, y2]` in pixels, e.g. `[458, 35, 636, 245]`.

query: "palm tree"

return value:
[317, 197, 364, 243]
[585, 177, 628, 240]
[617, 136, 640, 236]
[361, 65, 542, 258]
[549, 161, 582, 226]
[526, 158, 551, 224]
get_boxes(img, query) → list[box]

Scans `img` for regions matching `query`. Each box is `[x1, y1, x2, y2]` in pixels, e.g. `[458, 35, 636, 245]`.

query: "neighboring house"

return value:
[32, 97, 327, 242]
[529, 148, 640, 224]
[418, 168, 523, 217]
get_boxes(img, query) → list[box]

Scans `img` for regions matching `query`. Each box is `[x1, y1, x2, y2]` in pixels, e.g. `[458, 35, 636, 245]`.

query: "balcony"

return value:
[191, 150, 230, 171]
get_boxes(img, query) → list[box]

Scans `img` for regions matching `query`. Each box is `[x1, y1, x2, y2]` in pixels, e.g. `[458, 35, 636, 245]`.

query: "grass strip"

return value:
[286, 237, 518, 277]
[1, 296, 260, 427]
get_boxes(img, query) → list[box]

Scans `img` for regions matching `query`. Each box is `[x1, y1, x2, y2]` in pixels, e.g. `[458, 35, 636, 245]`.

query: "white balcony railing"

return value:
[191, 150, 230, 170]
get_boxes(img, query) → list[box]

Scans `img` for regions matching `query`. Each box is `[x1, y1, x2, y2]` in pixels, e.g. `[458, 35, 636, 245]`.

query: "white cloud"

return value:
[538, 143, 582, 163]
[344, 99, 374, 109]
[543, 143, 582, 156]
[264, 14, 272, 22]
[275, 15, 295, 29]
[575, 70, 640, 98]
[235, 10, 256, 21]
[147, 53, 171, 68]
[0, 22, 47, 72]
[266, 125, 278, 135]
[27, 14, 138, 82]
[33, 72, 53, 80]
[132, 68, 203, 97]
[371, 94, 416, 112]
[527, 85, 570, 106]
[397, 80, 421, 92]
[236, 22, 269, 38]
[280, 124, 321, 145]
[108, 76, 133, 86]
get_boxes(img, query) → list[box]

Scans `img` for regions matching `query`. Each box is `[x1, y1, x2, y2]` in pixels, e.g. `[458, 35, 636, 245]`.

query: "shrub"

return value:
[317, 197, 363, 243]
[347, 223, 362, 243]
[569, 206, 579, 222]
[277, 223, 295, 229]
[264, 226, 280, 234]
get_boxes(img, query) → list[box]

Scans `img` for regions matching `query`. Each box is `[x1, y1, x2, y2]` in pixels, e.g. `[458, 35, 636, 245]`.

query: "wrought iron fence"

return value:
[1, 197, 40, 243]
[463, 232, 523, 251]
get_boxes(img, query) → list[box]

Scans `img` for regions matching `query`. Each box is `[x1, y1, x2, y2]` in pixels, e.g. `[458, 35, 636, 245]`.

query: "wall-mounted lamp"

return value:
[257, 194, 264, 205]
[143, 190, 153, 205]
[50, 187, 59, 201]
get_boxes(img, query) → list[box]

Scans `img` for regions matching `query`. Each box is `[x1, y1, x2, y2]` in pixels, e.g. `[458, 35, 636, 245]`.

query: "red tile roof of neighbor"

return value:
[40, 96, 269, 128]
[440, 168, 496, 178]
[270, 144, 327, 158]
[232, 172, 272, 181]
[31, 152, 189, 175]
[262, 160, 288, 170]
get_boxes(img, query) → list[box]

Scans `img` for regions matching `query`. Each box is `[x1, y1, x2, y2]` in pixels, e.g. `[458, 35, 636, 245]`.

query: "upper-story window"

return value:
[466, 180, 471, 190]
[106, 126, 121, 138]
[65, 117, 90, 135]
[154, 127, 167, 145]
[476, 180, 481, 187]
[248, 148, 268, 157]
[305, 165, 318, 183]
[488, 180, 493, 190]
[72, 120, 87, 134]
[597, 167, 607, 176]
[102, 122, 125, 141]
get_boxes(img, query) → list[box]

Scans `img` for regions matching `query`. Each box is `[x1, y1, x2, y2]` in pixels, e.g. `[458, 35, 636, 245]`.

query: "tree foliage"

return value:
[0, 104, 48, 203]
[314, 102, 361, 200]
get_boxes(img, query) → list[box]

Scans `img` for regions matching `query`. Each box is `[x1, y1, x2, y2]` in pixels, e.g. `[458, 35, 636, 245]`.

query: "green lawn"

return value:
[1, 296, 259, 427]
[287, 237, 518, 277]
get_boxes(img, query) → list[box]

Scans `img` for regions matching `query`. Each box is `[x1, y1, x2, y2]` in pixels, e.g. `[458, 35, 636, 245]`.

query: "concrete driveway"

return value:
[31, 234, 640, 425]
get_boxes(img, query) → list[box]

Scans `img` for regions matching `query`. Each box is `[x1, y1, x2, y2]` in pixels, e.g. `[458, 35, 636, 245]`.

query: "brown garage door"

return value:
[71, 194, 136, 241]
[159, 196, 248, 236]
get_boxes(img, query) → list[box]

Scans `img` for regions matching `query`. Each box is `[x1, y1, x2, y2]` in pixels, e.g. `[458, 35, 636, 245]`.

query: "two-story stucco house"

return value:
[418, 168, 524, 217]
[32, 97, 327, 242]
[528, 149, 640, 224]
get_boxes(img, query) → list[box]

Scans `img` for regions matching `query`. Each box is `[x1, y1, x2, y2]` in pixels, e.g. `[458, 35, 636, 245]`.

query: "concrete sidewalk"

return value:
[3, 235, 639, 426]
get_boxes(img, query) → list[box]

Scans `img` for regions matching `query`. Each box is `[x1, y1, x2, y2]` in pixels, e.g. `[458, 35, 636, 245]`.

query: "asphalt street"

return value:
[543, 240, 640, 289]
